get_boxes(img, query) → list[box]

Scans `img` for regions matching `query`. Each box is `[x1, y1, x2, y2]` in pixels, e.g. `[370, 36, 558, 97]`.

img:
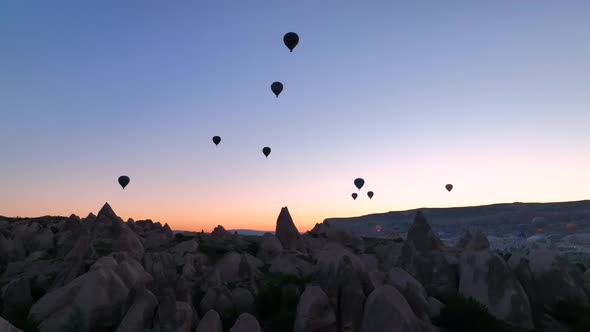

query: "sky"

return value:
[1, 1, 590, 232]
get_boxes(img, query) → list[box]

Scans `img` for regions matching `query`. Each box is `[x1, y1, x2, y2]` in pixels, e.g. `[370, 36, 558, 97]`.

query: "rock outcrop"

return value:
[1, 202, 587, 332]
[275, 207, 301, 249]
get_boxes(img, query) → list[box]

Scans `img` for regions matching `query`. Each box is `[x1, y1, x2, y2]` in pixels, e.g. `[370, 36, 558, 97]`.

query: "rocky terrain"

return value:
[1, 203, 590, 332]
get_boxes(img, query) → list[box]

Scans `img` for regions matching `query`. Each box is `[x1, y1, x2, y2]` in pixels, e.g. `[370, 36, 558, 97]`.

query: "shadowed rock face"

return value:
[399, 211, 458, 297]
[275, 207, 301, 249]
[459, 248, 534, 329]
[361, 285, 435, 332]
[405, 210, 442, 253]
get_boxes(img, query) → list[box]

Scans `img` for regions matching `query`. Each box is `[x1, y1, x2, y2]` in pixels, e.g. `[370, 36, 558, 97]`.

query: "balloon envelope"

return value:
[566, 223, 577, 232]
[283, 32, 299, 52]
[271, 82, 283, 97]
[262, 147, 271, 157]
[352, 193, 358, 200]
[375, 225, 382, 233]
[354, 178, 365, 191]
[445, 184, 453, 192]
[367, 191, 374, 199]
[118, 176, 130, 189]
[212, 136, 221, 146]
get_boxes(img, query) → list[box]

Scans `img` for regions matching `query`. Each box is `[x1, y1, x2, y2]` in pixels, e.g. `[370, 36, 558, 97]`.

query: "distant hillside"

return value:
[228, 229, 273, 236]
[323, 200, 590, 238]
[173, 229, 273, 236]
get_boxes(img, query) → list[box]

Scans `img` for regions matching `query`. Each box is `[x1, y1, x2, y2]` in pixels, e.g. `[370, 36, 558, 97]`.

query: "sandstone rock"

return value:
[196, 310, 223, 332]
[528, 249, 589, 308]
[427, 296, 444, 319]
[458, 249, 533, 329]
[116, 287, 158, 332]
[211, 225, 232, 240]
[275, 207, 301, 249]
[384, 267, 431, 321]
[293, 285, 337, 332]
[1, 277, 35, 323]
[361, 285, 435, 332]
[229, 312, 262, 332]
[0, 316, 23, 332]
[257, 233, 283, 263]
[457, 228, 490, 251]
[143, 252, 176, 294]
[405, 210, 442, 252]
[176, 301, 197, 332]
[154, 288, 176, 332]
[508, 253, 536, 304]
[115, 258, 153, 291]
[90, 255, 118, 271]
[231, 288, 255, 315]
[29, 267, 129, 332]
[398, 211, 458, 297]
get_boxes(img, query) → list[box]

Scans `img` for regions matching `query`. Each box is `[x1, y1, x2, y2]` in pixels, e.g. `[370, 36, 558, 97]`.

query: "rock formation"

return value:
[0, 203, 588, 332]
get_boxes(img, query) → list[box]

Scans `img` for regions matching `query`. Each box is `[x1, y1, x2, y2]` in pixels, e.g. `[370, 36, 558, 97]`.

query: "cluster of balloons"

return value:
[529, 217, 579, 234]
[210, 34, 298, 158]
[116, 31, 458, 203]
[351, 178, 374, 200]
[270, 33, 298, 98]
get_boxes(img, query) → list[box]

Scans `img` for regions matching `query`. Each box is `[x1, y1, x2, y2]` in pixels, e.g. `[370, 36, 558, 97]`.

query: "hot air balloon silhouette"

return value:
[375, 225, 382, 233]
[262, 147, 271, 158]
[212, 136, 221, 146]
[354, 178, 365, 191]
[566, 223, 577, 233]
[352, 193, 358, 200]
[445, 184, 453, 192]
[118, 176, 130, 190]
[367, 191, 374, 199]
[271, 82, 283, 98]
[283, 32, 299, 52]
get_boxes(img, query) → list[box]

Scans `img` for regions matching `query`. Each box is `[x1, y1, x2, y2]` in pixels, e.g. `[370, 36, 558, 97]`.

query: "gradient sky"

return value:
[2, 1, 590, 232]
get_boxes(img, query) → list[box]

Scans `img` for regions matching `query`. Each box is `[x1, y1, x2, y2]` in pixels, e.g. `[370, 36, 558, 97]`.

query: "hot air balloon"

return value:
[352, 193, 358, 200]
[262, 147, 271, 158]
[283, 32, 299, 52]
[367, 191, 374, 199]
[566, 223, 577, 233]
[532, 217, 547, 229]
[271, 82, 283, 97]
[118, 176, 130, 190]
[375, 225, 382, 233]
[354, 178, 365, 191]
[445, 184, 453, 192]
[212, 136, 221, 146]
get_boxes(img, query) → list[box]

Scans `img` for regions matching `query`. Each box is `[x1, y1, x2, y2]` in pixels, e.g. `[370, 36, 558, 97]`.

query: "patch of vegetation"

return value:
[550, 299, 590, 332]
[433, 294, 502, 332]
[496, 250, 512, 262]
[61, 305, 87, 332]
[198, 242, 231, 256]
[244, 241, 260, 256]
[255, 273, 308, 332]
[93, 240, 113, 257]
[222, 306, 240, 332]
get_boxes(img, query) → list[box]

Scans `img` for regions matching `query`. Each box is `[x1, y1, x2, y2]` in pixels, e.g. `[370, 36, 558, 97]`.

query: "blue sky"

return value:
[1, 1, 589, 231]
